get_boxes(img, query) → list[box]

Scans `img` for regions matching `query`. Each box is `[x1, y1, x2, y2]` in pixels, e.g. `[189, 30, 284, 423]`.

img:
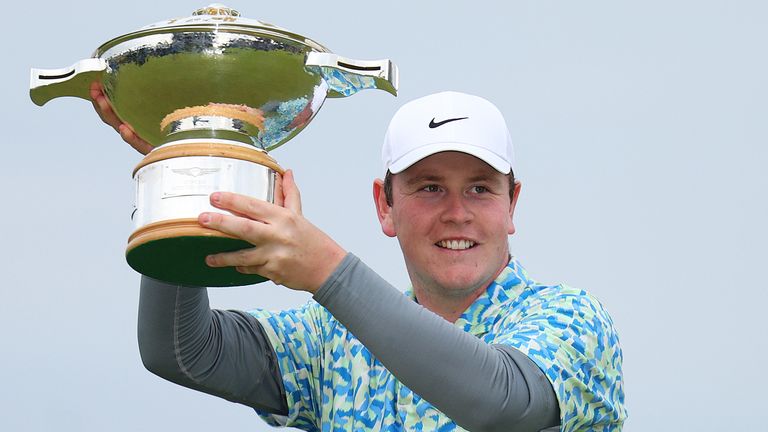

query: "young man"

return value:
[95, 90, 627, 431]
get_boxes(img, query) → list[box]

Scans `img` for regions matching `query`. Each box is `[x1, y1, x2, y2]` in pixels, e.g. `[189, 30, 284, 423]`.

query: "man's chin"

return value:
[430, 273, 491, 298]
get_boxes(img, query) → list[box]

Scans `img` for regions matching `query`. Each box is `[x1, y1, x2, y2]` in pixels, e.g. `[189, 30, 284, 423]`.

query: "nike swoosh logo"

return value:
[429, 117, 469, 128]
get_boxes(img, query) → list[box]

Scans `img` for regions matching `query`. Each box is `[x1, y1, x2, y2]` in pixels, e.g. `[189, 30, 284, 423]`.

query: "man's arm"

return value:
[137, 260, 559, 432]
[197, 182, 561, 431]
[313, 254, 560, 432]
[137, 276, 288, 414]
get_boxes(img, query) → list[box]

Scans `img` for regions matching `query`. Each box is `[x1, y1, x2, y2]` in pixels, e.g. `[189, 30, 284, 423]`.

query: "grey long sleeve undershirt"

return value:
[138, 253, 560, 431]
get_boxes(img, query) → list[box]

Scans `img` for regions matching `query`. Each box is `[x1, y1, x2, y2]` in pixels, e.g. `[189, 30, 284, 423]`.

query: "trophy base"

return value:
[126, 218, 268, 287]
[129, 140, 281, 287]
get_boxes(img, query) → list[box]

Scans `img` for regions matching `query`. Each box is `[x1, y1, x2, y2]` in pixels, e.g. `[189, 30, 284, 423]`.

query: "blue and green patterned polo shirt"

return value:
[249, 258, 626, 431]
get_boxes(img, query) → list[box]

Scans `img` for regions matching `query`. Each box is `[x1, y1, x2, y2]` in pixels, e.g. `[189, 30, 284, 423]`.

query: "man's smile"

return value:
[435, 239, 477, 250]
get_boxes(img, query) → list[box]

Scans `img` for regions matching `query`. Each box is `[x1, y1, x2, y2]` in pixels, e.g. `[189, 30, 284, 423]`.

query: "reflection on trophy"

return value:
[29, 4, 399, 287]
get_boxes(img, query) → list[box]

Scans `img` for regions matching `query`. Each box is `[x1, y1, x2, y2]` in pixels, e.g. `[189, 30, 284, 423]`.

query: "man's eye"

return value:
[472, 186, 488, 193]
[422, 185, 440, 192]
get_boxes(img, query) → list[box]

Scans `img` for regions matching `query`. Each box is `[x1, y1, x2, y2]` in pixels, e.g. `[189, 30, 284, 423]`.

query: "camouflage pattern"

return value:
[249, 258, 626, 431]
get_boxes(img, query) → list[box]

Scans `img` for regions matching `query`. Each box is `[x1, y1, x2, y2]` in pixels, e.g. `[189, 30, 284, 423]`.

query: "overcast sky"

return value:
[3, 1, 766, 431]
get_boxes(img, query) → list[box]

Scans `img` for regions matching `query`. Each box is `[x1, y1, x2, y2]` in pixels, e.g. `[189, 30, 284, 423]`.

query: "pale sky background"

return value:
[2, 1, 766, 430]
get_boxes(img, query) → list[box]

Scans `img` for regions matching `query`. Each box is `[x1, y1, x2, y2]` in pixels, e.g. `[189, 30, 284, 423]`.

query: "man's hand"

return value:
[200, 170, 347, 293]
[89, 82, 153, 155]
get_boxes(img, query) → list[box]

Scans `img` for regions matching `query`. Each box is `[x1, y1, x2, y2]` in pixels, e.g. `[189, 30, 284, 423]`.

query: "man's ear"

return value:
[373, 178, 397, 237]
[508, 180, 522, 235]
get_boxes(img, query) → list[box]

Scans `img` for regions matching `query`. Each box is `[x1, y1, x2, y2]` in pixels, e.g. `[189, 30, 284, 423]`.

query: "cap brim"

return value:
[388, 142, 511, 174]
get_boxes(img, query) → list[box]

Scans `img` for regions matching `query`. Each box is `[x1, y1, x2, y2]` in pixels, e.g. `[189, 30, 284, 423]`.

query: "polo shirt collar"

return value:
[404, 257, 532, 336]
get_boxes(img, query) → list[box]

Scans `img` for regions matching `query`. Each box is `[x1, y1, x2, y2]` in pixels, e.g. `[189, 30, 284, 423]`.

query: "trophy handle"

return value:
[29, 58, 107, 106]
[305, 53, 399, 98]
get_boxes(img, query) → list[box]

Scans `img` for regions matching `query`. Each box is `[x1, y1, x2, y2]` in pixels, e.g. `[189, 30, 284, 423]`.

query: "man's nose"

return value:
[439, 193, 473, 224]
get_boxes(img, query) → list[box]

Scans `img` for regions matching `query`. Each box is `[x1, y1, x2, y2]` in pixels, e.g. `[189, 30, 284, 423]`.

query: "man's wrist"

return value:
[312, 252, 356, 298]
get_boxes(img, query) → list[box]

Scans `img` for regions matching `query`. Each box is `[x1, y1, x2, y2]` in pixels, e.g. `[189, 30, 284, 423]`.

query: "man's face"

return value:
[374, 151, 521, 298]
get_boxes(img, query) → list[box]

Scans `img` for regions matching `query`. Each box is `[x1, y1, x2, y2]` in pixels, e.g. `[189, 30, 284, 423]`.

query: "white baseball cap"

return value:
[382, 91, 514, 174]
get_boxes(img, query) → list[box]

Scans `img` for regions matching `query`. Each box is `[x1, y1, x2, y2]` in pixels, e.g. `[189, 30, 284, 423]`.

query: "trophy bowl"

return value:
[30, 4, 398, 287]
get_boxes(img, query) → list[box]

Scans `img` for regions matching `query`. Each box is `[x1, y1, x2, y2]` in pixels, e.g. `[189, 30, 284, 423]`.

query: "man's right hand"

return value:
[89, 82, 153, 155]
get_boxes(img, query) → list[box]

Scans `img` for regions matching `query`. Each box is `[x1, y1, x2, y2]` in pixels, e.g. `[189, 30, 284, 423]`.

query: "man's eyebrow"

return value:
[467, 173, 504, 184]
[404, 174, 444, 186]
[404, 173, 501, 186]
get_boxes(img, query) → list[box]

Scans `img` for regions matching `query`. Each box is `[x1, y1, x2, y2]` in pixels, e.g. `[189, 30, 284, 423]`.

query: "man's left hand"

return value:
[199, 170, 347, 293]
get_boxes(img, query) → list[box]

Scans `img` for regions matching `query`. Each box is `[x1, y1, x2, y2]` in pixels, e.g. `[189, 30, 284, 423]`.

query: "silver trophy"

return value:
[30, 4, 398, 286]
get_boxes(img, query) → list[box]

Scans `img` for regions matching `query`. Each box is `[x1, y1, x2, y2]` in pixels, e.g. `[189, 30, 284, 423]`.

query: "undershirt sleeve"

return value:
[137, 276, 288, 414]
[137, 253, 560, 431]
[313, 254, 561, 432]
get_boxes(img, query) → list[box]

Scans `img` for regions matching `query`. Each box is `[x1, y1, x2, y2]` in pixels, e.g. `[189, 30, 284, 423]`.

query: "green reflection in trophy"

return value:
[30, 4, 399, 287]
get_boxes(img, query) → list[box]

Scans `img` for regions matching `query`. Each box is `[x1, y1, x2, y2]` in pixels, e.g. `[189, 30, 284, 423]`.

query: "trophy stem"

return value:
[133, 140, 283, 176]
[160, 103, 266, 149]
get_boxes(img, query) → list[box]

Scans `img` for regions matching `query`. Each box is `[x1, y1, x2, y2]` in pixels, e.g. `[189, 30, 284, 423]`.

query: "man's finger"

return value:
[234, 265, 265, 275]
[282, 169, 303, 215]
[90, 81, 153, 155]
[199, 210, 269, 243]
[205, 246, 266, 269]
[209, 191, 282, 223]
[118, 124, 153, 155]
[90, 83, 121, 129]
[208, 191, 260, 220]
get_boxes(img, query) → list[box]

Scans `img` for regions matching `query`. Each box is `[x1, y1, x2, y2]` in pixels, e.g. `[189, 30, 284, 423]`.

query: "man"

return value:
[93, 89, 626, 431]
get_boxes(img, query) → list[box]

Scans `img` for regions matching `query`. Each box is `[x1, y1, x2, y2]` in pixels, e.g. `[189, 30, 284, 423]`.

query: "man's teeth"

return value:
[437, 240, 475, 250]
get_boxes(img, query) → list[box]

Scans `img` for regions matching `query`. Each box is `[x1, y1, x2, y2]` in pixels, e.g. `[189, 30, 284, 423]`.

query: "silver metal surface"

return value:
[30, 3, 399, 152]
[133, 150, 275, 228]
[162, 114, 266, 146]
[29, 4, 399, 285]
